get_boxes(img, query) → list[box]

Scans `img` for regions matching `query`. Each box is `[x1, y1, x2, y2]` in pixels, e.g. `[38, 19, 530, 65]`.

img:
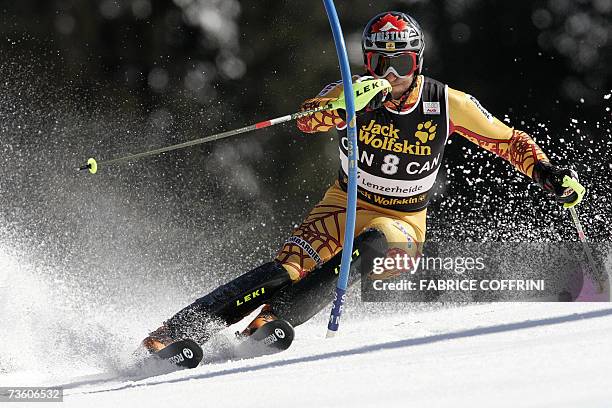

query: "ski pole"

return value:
[563, 176, 606, 293]
[567, 206, 606, 293]
[78, 79, 390, 174]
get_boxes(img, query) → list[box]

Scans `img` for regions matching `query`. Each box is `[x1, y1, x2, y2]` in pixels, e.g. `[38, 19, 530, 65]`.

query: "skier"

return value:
[142, 11, 585, 354]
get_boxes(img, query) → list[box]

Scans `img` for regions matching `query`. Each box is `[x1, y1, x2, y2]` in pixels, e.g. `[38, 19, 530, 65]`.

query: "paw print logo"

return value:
[414, 121, 437, 144]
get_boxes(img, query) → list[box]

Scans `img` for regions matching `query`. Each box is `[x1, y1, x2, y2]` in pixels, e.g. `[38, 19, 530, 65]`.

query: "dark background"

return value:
[0, 0, 610, 308]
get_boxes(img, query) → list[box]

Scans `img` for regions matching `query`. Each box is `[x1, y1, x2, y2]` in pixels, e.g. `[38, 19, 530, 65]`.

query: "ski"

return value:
[153, 338, 204, 369]
[202, 319, 295, 364]
[235, 319, 295, 359]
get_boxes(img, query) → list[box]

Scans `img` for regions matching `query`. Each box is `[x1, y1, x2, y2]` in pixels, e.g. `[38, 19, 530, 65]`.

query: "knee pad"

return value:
[366, 217, 422, 258]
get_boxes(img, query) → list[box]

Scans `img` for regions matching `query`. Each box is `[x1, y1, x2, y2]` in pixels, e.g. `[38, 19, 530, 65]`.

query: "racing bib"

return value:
[338, 76, 449, 212]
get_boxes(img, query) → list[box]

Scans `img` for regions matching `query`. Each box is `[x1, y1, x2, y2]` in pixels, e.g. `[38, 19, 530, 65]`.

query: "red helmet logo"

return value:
[370, 13, 407, 33]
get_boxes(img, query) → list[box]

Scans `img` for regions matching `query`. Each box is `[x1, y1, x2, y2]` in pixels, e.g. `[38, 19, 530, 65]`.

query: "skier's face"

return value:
[384, 72, 415, 99]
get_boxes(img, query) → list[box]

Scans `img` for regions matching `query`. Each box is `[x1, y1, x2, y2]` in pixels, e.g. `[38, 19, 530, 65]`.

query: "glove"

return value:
[533, 161, 586, 208]
[361, 87, 391, 112]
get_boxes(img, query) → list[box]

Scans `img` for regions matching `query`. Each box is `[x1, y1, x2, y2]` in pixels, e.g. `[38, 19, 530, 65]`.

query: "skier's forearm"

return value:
[448, 87, 548, 179]
[296, 97, 346, 133]
[453, 124, 549, 179]
[498, 129, 549, 178]
[297, 80, 349, 133]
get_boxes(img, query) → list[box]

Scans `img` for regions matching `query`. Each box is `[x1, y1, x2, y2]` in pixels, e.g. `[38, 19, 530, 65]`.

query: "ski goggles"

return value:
[365, 51, 419, 78]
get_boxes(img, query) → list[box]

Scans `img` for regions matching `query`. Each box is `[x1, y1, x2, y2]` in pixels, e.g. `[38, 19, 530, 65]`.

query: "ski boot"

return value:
[239, 305, 279, 337]
[142, 324, 175, 353]
[138, 324, 203, 370]
[232, 304, 294, 358]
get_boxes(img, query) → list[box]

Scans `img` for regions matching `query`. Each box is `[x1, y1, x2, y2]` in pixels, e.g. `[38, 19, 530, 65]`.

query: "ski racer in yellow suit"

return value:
[142, 11, 586, 353]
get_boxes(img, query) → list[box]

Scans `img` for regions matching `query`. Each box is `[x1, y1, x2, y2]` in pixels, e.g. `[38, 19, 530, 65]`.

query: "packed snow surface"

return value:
[3, 302, 611, 408]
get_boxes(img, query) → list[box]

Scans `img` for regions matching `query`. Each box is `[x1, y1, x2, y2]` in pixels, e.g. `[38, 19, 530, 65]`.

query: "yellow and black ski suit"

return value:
[275, 75, 549, 281]
[160, 75, 550, 343]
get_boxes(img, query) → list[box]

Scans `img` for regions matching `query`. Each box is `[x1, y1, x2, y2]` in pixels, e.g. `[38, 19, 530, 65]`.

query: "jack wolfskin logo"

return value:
[362, 119, 400, 138]
[414, 121, 437, 144]
[358, 120, 432, 156]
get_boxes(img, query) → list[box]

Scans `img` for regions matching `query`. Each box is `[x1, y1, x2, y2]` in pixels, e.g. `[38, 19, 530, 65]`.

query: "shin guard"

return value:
[166, 261, 291, 344]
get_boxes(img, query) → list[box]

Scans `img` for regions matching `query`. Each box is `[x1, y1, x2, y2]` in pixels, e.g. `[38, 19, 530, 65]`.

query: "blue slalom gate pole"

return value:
[323, 0, 358, 338]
